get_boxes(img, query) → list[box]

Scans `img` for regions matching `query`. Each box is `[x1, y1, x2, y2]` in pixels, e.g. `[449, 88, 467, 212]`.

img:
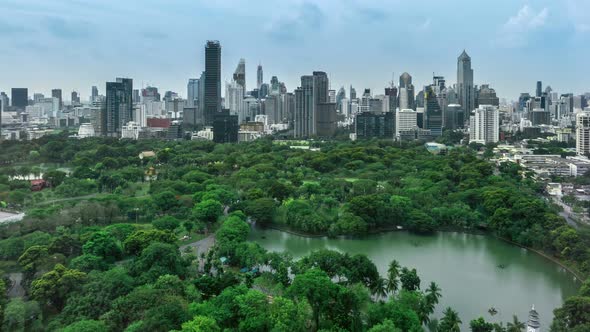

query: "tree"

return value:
[123, 229, 177, 256]
[178, 316, 220, 332]
[439, 307, 462, 332]
[268, 296, 309, 332]
[152, 216, 181, 232]
[368, 319, 402, 332]
[82, 231, 122, 263]
[2, 299, 42, 332]
[154, 191, 180, 212]
[470, 317, 495, 332]
[551, 296, 590, 331]
[30, 264, 86, 310]
[387, 260, 401, 294]
[69, 254, 108, 272]
[425, 281, 442, 311]
[245, 198, 276, 226]
[506, 315, 525, 332]
[400, 267, 421, 291]
[192, 199, 223, 224]
[43, 170, 67, 187]
[62, 320, 108, 332]
[128, 242, 188, 283]
[287, 268, 339, 330]
[236, 289, 270, 331]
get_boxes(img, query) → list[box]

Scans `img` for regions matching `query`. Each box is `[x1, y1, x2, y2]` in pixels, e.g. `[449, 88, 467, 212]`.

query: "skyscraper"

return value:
[295, 76, 315, 138]
[11, 88, 28, 110]
[576, 111, 590, 156]
[71, 91, 80, 105]
[536, 81, 542, 98]
[91, 86, 98, 102]
[104, 78, 133, 137]
[457, 50, 474, 113]
[204, 40, 221, 125]
[476, 85, 500, 107]
[469, 105, 499, 144]
[187, 79, 200, 107]
[399, 72, 415, 110]
[233, 59, 246, 91]
[424, 85, 443, 136]
[257, 64, 263, 91]
[52, 89, 63, 109]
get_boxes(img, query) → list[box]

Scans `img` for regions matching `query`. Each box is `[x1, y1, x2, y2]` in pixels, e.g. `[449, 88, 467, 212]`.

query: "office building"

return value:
[536, 81, 542, 98]
[71, 91, 80, 105]
[476, 85, 499, 107]
[52, 89, 63, 109]
[396, 109, 418, 136]
[457, 50, 475, 113]
[355, 112, 395, 139]
[187, 79, 200, 107]
[294, 71, 336, 138]
[257, 64, 263, 91]
[233, 59, 246, 91]
[213, 109, 238, 143]
[576, 111, 590, 156]
[91, 86, 99, 102]
[11, 88, 28, 110]
[469, 105, 499, 144]
[204, 40, 221, 125]
[424, 86, 443, 136]
[399, 73, 415, 110]
[142, 86, 161, 103]
[530, 108, 550, 126]
[445, 104, 465, 130]
[104, 78, 133, 137]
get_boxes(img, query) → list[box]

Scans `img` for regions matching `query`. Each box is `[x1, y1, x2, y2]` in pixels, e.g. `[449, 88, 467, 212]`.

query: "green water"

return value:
[249, 229, 580, 331]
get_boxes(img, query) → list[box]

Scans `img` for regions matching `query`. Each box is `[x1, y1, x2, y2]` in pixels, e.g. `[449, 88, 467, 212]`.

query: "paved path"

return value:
[180, 234, 215, 272]
[7, 273, 24, 298]
[0, 211, 25, 224]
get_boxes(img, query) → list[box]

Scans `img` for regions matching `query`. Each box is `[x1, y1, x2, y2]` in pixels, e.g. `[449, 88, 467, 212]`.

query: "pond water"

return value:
[250, 229, 580, 331]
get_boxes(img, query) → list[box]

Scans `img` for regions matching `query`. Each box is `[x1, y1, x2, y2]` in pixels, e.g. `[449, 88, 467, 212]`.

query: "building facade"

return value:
[469, 105, 499, 144]
[204, 40, 221, 125]
[457, 50, 475, 113]
[576, 111, 590, 156]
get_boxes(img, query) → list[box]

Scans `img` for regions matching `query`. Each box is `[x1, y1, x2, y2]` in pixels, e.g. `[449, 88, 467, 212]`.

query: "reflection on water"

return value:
[250, 229, 580, 331]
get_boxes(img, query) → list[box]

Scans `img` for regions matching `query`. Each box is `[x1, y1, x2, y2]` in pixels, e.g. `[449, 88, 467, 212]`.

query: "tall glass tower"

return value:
[204, 40, 221, 125]
[457, 50, 474, 113]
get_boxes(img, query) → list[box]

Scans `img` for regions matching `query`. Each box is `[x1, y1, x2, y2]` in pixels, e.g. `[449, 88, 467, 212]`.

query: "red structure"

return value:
[147, 118, 171, 128]
[30, 179, 47, 191]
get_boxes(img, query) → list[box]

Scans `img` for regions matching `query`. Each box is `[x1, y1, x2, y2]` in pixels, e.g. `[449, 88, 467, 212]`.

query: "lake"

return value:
[249, 229, 580, 331]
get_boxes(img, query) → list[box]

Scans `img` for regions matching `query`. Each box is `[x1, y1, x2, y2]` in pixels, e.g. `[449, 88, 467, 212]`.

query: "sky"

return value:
[0, 0, 588, 102]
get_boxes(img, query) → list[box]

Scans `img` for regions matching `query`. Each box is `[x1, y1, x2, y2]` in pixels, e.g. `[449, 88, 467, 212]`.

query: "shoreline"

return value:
[259, 224, 586, 282]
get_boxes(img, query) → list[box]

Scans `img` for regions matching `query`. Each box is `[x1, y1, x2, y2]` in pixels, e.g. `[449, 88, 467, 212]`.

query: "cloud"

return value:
[44, 16, 92, 40]
[418, 18, 431, 31]
[266, 2, 325, 42]
[566, 0, 590, 33]
[495, 5, 548, 47]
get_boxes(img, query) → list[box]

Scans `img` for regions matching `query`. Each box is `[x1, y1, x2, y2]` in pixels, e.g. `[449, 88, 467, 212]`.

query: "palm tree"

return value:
[438, 307, 462, 332]
[426, 281, 442, 305]
[370, 277, 388, 300]
[386, 260, 401, 294]
[506, 315, 525, 332]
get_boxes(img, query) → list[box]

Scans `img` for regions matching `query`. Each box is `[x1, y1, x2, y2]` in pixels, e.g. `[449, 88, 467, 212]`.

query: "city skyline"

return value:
[1, 0, 589, 100]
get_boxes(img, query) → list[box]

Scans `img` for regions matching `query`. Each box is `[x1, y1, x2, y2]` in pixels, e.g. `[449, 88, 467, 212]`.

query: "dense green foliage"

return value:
[0, 135, 588, 331]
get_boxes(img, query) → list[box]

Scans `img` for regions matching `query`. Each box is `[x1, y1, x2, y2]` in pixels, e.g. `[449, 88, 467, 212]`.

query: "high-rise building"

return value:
[476, 85, 499, 107]
[0, 92, 9, 113]
[295, 76, 314, 138]
[576, 111, 590, 156]
[71, 91, 81, 105]
[233, 59, 246, 91]
[457, 50, 475, 113]
[213, 109, 238, 143]
[445, 104, 465, 130]
[187, 79, 200, 107]
[399, 72, 415, 110]
[355, 112, 395, 139]
[226, 81, 245, 119]
[350, 86, 357, 100]
[104, 78, 133, 137]
[328, 90, 336, 104]
[91, 86, 98, 102]
[11, 88, 28, 110]
[469, 105, 499, 144]
[536, 81, 542, 98]
[132, 89, 140, 103]
[142, 86, 161, 103]
[396, 109, 418, 136]
[257, 64, 263, 91]
[52, 89, 63, 109]
[424, 86, 443, 136]
[204, 40, 221, 125]
[385, 87, 398, 113]
[336, 87, 346, 111]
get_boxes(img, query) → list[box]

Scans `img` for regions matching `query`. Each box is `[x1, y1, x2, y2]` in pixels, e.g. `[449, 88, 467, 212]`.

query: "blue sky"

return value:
[0, 0, 588, 101]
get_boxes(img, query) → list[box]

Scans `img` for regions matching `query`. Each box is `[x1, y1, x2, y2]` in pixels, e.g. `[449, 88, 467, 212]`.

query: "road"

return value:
[550, 195, 587, 229]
